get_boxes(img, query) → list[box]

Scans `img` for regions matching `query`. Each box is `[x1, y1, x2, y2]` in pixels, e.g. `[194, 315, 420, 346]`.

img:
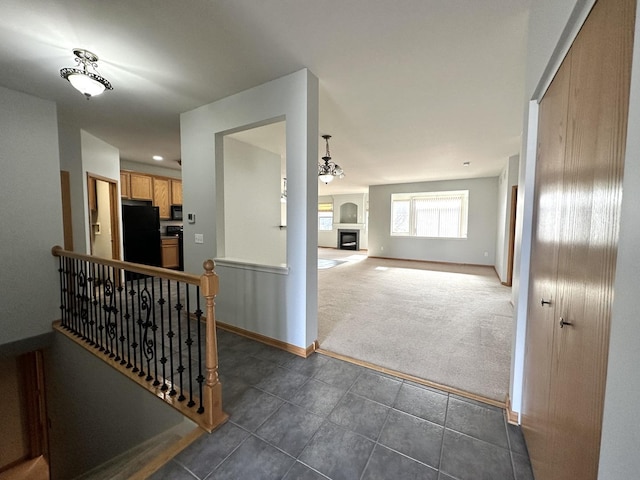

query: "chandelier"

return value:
[318, 134, 344, 184]
[60, 49, 113, 99]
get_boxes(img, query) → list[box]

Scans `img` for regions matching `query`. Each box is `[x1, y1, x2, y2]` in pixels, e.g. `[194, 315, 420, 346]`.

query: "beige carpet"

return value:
[318, 249, 513, 402]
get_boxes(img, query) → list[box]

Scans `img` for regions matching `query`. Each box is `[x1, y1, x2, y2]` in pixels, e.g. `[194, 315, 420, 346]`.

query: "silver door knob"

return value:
[559, 317, 573, 328]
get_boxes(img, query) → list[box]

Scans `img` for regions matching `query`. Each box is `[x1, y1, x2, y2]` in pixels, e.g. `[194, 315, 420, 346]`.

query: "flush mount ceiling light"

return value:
[152, 155, 164, 161]
[318, 134, 344, 184]
[60, 49, 113, 99]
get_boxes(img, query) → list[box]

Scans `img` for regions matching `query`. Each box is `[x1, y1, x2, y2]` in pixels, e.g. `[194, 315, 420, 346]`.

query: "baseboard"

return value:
[317, 348, 507, 410]
[367, 255, 496, 270]
[217, 322, 316, 358]
[506, 395, 519, 425]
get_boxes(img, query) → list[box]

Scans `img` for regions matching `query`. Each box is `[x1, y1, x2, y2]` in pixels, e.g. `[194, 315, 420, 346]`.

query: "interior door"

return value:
[521, 52, 571, 480]
[549, 0, 634, 477]
[522, 0, 635, 478]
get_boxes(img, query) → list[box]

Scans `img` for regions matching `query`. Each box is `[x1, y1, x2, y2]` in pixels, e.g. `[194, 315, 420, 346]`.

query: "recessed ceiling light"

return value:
[153, 155, 164, 161]
[463, 161, 470, 167]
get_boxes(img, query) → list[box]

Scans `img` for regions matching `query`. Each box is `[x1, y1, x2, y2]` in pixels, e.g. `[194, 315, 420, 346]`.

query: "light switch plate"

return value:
[194, 233, 204, 244]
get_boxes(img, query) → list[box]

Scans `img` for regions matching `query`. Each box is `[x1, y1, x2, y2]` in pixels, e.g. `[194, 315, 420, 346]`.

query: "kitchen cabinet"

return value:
[153, 177, 171, 219]
[120, 172, 130, 198]
[130, 173, 153, 201]
[171, 179, 182, 205]
[161, 238, 179, 269]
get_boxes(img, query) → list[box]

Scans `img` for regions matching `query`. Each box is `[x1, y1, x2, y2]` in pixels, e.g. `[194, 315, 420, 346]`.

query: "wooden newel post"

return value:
[200, 259, 227, 431]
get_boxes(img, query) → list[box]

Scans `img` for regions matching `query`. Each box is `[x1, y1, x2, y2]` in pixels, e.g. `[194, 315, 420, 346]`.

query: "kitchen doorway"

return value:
[87, 174, 120, 260]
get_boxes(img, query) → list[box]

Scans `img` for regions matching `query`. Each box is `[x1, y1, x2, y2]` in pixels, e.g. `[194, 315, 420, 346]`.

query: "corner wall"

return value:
[0, 86, 63, 347]
[181, 69, 319, 349]
[368, 177, 498, 265]
[58, 127, 122, 256]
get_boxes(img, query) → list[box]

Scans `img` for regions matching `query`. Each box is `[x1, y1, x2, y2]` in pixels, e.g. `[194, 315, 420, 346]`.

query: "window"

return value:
[391, 190, 469, 238]
[318, 202, 334, 231]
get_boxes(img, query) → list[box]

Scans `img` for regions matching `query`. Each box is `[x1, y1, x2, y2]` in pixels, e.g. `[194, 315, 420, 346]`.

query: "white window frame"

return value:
[318, 202, 334, 231]
[390, 190, 469, 238]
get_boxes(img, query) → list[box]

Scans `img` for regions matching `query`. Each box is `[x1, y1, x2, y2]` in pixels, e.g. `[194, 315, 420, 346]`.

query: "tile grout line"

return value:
[437, 392, 451, 478]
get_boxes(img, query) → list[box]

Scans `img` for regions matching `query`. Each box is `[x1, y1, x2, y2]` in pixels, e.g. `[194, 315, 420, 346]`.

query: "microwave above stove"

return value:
[170, 205, 183, 220]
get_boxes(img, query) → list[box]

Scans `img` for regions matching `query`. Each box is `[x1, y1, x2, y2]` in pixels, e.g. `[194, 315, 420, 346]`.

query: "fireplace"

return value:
[338, 229, 359, 250]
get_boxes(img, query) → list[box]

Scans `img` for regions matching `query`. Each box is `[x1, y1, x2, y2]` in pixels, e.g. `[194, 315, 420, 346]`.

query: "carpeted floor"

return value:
[317, 248, 513, 402]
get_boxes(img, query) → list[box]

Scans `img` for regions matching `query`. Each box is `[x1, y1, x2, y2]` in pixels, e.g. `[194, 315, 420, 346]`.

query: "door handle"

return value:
[559, 317, 573, 328]
[541, 298, 552, 307]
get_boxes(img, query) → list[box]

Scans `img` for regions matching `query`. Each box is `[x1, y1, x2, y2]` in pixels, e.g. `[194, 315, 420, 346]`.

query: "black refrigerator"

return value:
[122, 205, 161, 268]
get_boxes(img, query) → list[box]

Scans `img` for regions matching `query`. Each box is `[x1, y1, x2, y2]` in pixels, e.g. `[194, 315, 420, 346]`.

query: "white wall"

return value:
[181, 69, 319, 349]
[46, 334, 183, 479]
[0, 86, 63, 347]
[223, 137, 285, 266]
[369, 177, 498, 265]
[80, 131, 122, 256]
[495, 155, 519, 283]
[59, 127, 122, 256]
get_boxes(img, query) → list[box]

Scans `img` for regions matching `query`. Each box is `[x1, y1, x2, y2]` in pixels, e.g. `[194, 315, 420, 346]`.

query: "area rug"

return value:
[318, 254, 513, 402]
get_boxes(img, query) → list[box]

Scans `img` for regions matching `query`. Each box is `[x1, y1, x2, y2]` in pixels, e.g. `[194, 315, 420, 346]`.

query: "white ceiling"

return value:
[0, 0, 529, 195]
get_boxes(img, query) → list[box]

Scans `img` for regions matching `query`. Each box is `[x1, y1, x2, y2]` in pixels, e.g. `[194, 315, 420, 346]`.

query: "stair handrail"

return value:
[51, 245, 227, 433]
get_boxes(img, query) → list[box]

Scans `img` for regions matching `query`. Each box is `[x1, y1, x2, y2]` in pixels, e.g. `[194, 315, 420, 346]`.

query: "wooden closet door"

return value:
[549, 0, 634, 478]
[520, 53, 571, 480]
[522, 0, 635, 478]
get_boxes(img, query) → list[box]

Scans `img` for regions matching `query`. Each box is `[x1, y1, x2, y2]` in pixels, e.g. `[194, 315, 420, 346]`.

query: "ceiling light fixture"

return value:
[60, 49, 113, 99]
[153, 155, 164, 161]
[318, 134, 344, 184]
[463, 161, 470, 167]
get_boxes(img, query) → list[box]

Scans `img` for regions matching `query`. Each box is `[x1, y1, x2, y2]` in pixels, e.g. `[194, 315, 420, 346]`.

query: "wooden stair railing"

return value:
[51, 246, 227, 433]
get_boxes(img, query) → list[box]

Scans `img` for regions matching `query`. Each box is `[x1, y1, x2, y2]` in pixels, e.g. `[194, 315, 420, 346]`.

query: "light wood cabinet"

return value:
[161, 238, 179, 269]
[171, 179, 182, 205]
[120, 172, 130, 198]
[130, 173, 153, 201]
[153, 177, 171, 219]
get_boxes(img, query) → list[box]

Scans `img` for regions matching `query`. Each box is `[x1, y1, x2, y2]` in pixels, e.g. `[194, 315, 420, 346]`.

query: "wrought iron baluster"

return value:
[195, 290, 204, 414]
[130, 277, 139, 373]
[78, 261, 90, 341]
[140, 277, 154, 380]
[159, 279, 168, 391]
[151, 279, 160, 386]
[125, 274, 134, 369]
[176, 282, 185, 402]
[103, 265, 118, 358]
[76, 258, 83, 336]
[167, 280, 176, 396]
[116, 269, 125, 363]
[134, 277, 144, 374]
[88, 263, 104, 352]
[186, 286, 195, 408]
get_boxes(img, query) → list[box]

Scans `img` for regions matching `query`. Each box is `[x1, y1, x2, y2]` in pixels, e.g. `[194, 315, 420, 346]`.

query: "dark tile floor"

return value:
[151, 330, 534, 480]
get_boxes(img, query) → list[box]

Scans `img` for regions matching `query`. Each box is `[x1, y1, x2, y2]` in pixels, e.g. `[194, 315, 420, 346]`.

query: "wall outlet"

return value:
[380, 246, 384, 251]
[194, 233, 204, 244]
